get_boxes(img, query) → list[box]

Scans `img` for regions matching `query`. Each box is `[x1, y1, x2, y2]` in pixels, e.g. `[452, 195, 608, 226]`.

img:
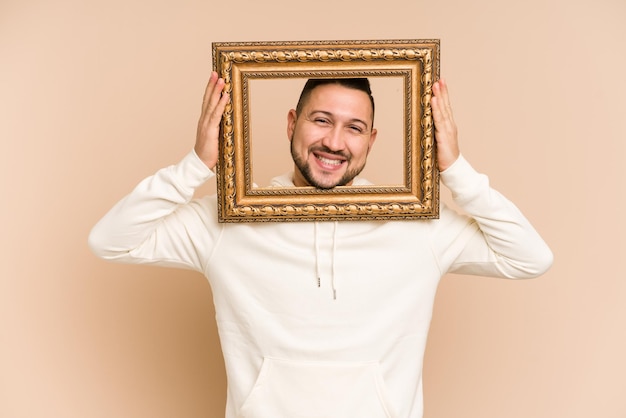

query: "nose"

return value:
[321, 125, 346, 152]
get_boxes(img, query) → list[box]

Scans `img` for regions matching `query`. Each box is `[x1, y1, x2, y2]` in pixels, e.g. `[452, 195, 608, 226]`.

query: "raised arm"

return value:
[88, 73, 229, 270]
[430, 79, 553, 279]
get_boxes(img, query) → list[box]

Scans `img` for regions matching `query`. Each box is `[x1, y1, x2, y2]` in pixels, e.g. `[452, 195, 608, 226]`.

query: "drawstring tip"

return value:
[317, 277, 321, 288]
[333, 289, 337, 300]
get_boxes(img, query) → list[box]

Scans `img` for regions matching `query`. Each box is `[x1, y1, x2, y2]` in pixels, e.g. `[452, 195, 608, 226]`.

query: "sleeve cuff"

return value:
[171, 149, 215, 190]
[439, 154, 489, 204]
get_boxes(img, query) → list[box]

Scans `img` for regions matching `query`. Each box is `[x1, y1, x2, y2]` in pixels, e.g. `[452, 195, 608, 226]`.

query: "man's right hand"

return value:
[194, 71, 230, 171]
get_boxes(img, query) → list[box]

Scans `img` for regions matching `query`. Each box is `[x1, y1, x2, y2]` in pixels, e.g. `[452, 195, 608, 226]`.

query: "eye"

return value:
[348, 125, 364, 134]
[315, 117, 330, 125]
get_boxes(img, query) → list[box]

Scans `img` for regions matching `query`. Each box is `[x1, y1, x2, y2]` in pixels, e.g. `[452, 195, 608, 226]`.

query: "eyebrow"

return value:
[309, 110, 370, 130]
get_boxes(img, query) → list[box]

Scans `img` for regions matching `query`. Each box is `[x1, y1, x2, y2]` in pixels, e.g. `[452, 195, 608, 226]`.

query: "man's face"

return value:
[287, 84, 377, 189]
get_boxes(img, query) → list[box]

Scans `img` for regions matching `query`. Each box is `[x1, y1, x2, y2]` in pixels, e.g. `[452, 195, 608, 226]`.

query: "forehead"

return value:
[303, 84, 373, 122]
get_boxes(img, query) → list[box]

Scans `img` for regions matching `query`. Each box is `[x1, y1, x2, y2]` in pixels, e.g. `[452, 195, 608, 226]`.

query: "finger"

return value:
[432, 81, 453, 126]
[201, 71, 217, 111]
[201, 71, 222, 114]
[207, 90, 230, 130]
[207, 77, 226, 115]
[431, 91, 445, 126]
[435, 79, 453, 120]
[432, 99, 450, 138]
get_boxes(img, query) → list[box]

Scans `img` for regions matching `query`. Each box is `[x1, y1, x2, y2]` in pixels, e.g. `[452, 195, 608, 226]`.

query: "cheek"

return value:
[349, 141, 371, 162]
[293, 128, 318, 149]
[290, 135, 311, 158]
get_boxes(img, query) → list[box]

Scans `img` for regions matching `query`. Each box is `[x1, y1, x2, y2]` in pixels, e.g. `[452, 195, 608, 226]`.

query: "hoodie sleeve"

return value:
[433, 155, 553, 279]
[88, 150, 221, 272]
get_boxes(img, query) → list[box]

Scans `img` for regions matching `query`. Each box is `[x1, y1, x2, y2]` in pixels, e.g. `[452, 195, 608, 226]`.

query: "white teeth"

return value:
[316, 155, 343, 165]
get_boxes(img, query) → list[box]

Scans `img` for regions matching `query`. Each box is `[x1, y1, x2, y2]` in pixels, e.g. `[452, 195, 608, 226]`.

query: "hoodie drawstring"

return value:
[314, 221, 338, 300]
[330, 221, 337, 300]
[314, 222, 321, 288]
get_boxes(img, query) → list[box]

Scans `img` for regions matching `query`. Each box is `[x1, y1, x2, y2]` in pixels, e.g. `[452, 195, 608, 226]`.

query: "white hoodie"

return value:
[89, 150, 553, 418]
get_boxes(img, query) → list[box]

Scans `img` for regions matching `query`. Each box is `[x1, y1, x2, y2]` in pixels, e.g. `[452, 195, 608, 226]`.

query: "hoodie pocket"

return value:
[237, 357, 395, 418]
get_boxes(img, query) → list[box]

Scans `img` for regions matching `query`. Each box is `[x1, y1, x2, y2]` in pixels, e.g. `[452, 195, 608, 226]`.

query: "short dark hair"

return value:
[295, 78, 375, 125]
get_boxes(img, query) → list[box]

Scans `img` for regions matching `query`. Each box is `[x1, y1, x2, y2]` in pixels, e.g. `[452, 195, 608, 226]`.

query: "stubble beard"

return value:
[290, 139, 366, 189]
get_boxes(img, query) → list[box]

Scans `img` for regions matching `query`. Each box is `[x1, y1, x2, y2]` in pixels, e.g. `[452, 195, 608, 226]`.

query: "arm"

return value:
[430, 80, 553, 279]
[88, 73, 230, 270]
[436, 156, 553, 278]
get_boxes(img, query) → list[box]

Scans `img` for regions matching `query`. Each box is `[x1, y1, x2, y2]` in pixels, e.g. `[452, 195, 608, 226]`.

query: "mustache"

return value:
[310, 146, 350, 160]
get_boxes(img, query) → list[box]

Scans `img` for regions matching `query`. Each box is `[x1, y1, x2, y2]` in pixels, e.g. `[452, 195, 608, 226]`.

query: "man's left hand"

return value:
[431, 79, 460, 171]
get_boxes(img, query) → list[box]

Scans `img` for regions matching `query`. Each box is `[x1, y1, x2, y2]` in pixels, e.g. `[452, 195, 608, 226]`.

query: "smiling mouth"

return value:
[315, 155, 345, 166]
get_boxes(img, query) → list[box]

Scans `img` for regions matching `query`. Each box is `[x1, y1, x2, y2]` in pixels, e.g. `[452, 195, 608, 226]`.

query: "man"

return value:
[89, 72, 552, 418]
[289, 77, 377, 189]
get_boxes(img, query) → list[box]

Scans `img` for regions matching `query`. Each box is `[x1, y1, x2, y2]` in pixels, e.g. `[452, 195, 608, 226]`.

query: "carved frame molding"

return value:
[212, 39, 440, 222]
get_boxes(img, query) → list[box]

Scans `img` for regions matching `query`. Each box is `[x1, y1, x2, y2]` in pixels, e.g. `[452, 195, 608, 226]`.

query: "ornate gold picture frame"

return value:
[212, 39, 440, 222]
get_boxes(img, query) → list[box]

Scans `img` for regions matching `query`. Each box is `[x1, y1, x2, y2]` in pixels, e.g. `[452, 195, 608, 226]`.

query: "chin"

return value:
[312, 173, 346, 189]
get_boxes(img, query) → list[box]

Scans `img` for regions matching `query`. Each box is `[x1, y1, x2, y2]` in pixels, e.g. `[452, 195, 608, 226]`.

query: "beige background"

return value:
[249, 76, 404, 187]
[1, 0, 624, 417]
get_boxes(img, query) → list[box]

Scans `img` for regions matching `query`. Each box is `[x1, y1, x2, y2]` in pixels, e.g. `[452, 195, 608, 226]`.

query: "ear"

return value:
[367, 128, 378, 154]
[287, 109, 297, 141]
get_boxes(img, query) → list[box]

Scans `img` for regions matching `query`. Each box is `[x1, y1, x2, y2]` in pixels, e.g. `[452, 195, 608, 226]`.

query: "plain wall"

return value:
[1, 0, 624, 417]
